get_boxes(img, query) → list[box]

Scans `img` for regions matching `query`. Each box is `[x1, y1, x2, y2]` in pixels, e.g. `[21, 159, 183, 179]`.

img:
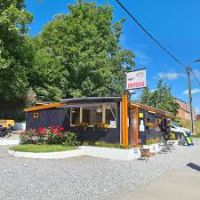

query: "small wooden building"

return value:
[25, 96, 172, 145]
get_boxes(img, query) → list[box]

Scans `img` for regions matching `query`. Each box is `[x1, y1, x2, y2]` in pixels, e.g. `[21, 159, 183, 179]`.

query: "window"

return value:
[105, 104, 117, 128]
[145, 113, 161, 132]
[82, 106, 102, 127]
[70, 108, 80, 126]
[33, 112, 39, 119]
[82, 108, 90, 124]
[69, 103, 117, 128]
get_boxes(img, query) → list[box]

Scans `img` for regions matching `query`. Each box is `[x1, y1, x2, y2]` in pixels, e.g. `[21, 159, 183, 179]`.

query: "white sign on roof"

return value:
[126, 69, 147, 90]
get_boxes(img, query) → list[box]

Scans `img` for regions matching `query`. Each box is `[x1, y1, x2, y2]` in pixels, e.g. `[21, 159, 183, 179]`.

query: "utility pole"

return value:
[186, 66, 194, 134]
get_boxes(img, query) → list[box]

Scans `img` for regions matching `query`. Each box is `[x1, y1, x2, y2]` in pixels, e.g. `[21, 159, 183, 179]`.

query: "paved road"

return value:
[0, 140, 200, 200]
[123, 170, 200, 200]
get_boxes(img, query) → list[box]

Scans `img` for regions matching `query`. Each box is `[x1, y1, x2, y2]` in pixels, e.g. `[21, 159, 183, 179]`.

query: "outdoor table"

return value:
[140, 148, 151, 161]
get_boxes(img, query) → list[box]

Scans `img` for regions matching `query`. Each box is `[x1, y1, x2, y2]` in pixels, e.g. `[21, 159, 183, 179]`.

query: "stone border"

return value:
[0, 139, 19, 146]
[8, 148, 83, 159]
[8, 141, 178, 160]
[143, 140, 178, 153]
[8, 146, 141, 161]
[143, 143, 161, 153]
[80, 146, 141, 161]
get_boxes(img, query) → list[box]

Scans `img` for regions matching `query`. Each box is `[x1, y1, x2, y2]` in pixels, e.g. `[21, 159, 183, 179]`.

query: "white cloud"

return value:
[157, 72, 179, 80]
[120, 34, 128, 48]
[150, 89, 156, 92]
[134, 50, 151, 66]
[157, 72, 185, 80]
[183, 88, 200, 95]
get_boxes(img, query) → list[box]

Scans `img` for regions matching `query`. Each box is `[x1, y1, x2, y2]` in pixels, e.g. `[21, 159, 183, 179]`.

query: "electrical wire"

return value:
[191, 69, 200, 87]
[114, 0, 185, 67]
[114, 0, 200, 86]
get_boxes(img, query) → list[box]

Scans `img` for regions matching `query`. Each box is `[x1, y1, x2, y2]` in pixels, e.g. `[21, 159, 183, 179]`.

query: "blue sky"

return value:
[26, 0, 200, 112]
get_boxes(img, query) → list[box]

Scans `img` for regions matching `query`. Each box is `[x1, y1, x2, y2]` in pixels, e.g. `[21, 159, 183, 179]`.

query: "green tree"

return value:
[0, 0, 33, 103]
[140, 80, 180, 116]
[141, 87, 151, 104]
[0, 0, 33, 119]
[30, 0, 134, 101]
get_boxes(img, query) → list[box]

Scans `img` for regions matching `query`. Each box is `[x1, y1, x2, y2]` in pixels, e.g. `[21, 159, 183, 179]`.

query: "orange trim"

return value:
[24, 103, 63, 112]
[125, 94, 128, 145]
[121, 96, 124, 144]
[122, 94, 128, 146]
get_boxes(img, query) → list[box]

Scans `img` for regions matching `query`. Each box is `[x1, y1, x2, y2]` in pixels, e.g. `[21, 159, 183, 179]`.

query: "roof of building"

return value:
[24, 97, 122, 112]
[130, 101, 173, 118]
[24, 96, 172, 117]
[61, 97, 122, 103]
[174, 97, 188, 104]
[24, 103, 63, 112]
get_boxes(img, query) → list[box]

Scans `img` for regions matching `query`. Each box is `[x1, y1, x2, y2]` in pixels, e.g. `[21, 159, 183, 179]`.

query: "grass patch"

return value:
[178, 119, 200, 135]
[192, 135, 200, 138]
[10, 144, 76, 153]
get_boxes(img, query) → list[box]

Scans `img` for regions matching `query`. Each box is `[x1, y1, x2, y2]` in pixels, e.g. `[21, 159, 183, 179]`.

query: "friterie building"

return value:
[25, 95, 172, 146]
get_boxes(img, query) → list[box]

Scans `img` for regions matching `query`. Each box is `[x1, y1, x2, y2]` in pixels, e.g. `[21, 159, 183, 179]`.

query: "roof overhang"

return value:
[130, 101, 173, 118]
[24, 103, 63, 112]
[61, 97, 122, 104]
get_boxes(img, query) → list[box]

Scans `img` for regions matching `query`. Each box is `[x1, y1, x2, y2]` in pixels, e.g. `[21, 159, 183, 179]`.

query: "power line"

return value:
[114, 0, 185, 67]
[114, 0, 200, 133]
[115, 0, 200, 87]
[191, 69, 200, 87]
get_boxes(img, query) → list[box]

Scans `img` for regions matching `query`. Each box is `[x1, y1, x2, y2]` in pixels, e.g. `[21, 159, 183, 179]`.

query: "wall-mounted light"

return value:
[148, 111, 156, 114]
[96, 107, 102, 113]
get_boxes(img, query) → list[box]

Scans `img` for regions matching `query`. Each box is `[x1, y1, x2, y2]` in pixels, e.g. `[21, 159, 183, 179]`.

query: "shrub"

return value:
[169, 133, 176, 140]
[20, 129, 36, 144]
[20, 127, 79, 146]
[65, 132, 80, 146]
[82, 141, 128, 149]
[146, 138, 160, 145]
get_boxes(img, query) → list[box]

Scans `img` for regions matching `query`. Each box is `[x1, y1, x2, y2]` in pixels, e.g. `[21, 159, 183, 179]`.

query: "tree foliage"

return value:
[140, 80, 180, 116]
[0, 0, 134, 119]
[30, 0, 134, 101]
[0, 0, 33, 103]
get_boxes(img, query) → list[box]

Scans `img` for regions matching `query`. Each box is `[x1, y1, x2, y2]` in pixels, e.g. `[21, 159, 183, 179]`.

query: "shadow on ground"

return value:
[187, 162, 200, 172]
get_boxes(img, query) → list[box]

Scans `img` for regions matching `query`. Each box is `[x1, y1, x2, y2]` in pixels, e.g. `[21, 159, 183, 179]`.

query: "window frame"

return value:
[69, 103, 117, 128]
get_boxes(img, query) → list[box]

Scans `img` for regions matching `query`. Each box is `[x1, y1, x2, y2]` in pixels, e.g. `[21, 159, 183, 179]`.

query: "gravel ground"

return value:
[0, 139, 200, 200]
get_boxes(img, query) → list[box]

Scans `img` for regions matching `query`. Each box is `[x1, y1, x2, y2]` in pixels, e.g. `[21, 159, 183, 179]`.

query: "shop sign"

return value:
[126, 69, 147, 90]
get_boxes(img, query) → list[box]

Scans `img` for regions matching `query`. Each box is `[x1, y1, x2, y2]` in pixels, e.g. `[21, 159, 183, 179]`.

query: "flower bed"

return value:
[20, 126, 79, 146]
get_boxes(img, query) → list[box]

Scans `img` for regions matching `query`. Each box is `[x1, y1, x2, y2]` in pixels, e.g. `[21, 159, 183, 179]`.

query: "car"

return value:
[171, 121, 193, 145]
[0, 119, 15, 130]
[171, 121, 191, 134]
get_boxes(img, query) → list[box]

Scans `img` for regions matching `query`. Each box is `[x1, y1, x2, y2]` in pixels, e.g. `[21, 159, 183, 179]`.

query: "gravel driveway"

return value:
[0, 140, 200, 200]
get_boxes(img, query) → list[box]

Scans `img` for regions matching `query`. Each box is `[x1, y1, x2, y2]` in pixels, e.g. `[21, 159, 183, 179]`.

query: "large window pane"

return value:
[70, 104, 117, 128]
[82, 108, 90, 124]
[71, 108, 80, 125]
[105, 104, 117, 128]
[82, 106, 102, 126]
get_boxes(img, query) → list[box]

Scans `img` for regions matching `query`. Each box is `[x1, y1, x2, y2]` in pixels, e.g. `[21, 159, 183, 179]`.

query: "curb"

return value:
[8, 148, 83, 159]
[8, 146, 141, 160]
[0, 139, 20, 146]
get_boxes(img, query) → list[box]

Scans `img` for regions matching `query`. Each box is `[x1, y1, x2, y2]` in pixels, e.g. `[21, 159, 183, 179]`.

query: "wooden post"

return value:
[132, 106, 139, 146]
[122, 94, 128, 146]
